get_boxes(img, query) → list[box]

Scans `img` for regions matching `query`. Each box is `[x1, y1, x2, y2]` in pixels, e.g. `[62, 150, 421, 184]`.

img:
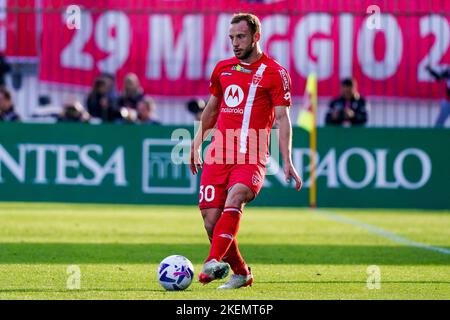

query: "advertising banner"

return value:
[0, 123, 449, 209]
[0, 0, 37, 59]
[39, 0, 450, 98]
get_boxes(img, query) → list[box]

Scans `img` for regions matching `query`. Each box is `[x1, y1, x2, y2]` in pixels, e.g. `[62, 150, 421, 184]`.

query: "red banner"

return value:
[39, 0, 450, 98]
[0, 0, 37, 59]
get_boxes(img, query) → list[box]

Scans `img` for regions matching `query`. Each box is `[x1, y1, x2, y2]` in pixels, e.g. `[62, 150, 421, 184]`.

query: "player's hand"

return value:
[190, 141, 203, 175]
[284, 161, 302, 191]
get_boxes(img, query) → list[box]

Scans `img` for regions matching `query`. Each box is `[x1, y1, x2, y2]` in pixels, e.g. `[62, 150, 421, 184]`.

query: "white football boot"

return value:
[198, 259, 230, 284]
[218, 271, 254, 289]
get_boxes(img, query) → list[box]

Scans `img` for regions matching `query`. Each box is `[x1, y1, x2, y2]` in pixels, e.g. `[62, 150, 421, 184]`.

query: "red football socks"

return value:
[223, 238, 250, 276]
[206, 207, 242, 263]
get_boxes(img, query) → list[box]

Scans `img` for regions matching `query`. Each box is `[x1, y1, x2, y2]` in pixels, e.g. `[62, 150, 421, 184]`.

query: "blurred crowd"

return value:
[1, 52, 449, 127]
[43, 72, 205, 125]
[0, 55, 369, 128]
[56, 72, 165, 125]
[0, 72, 369, 127]
[0, 59, 206, 125]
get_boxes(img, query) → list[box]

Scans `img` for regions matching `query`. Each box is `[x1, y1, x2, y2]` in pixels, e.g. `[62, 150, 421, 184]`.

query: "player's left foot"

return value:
[198, 259, 230, 285]
[217, 271, 253, 289]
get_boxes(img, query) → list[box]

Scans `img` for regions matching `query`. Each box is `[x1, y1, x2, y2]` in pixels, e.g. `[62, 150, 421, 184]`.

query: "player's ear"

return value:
[254, 32, 261, 43]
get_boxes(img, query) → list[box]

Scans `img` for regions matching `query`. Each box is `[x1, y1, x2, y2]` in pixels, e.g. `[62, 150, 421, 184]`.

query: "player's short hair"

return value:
[230, 13, 261, 35]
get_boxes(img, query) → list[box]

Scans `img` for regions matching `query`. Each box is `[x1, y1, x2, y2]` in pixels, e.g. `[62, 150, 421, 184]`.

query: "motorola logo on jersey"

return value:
[224, 85, 244, 108]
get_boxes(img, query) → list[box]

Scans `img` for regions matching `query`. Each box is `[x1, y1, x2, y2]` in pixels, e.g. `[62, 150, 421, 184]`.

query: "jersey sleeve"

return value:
[209, 63, 223, 98]
[269, 68, 292, 107]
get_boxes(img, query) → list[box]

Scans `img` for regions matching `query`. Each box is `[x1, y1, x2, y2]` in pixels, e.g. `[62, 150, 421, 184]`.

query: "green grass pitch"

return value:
[0, 202, 449, 300]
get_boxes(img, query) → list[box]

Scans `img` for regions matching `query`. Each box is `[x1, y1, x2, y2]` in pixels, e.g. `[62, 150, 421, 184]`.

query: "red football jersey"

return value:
[206, 53, 292, 166]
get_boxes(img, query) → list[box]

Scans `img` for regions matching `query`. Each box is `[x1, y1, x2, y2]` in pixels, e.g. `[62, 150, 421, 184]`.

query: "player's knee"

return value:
[227, 192, 248, 208]
[227, 185, 254, 207]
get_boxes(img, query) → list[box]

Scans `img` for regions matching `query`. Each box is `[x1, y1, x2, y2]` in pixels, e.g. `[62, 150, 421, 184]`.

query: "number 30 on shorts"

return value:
[199, 185, 215, 202]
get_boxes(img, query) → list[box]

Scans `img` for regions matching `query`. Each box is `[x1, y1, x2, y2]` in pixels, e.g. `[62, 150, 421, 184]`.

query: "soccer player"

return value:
[190, 13, 302, 289]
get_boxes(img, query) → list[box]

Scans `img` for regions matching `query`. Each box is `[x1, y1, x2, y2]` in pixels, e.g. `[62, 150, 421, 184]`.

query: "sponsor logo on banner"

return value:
[267, 147, 432, 190]
[0, 124, 446, 209]
[0, 143, 127, 186]
[142, 139, 196, 194]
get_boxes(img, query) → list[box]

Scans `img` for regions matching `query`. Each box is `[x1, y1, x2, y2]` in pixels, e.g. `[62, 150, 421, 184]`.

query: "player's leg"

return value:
[199, 184, 254, 285]
[199, 194, 244, 269]
[220, 184, 254, 276]
[201, 208, 247, 282]
[200, 208, 221, 243]
[204, 184, 254, 288]
[198, 162, 228, 239]
[211, 184, 255, 289]
[198, 163, 231, 284]
[215, 164, 266, 289]
[198, 207, 231, 284]
[223, 238, 248, 276]
[205, 183, 254, 263]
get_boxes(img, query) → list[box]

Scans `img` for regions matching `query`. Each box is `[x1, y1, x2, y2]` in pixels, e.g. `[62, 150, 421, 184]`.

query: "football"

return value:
[157, 255, 195, 291]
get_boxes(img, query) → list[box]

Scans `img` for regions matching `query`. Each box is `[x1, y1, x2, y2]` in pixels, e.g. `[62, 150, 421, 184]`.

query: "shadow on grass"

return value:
[2, 281, 450, 295]
[0, 288, 164, 293]
[1, 243, 449, 265]
[259, 280, 450, 284]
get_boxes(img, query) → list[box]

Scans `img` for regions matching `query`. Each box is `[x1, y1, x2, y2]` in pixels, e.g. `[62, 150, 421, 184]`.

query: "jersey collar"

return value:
[238, 52, 266, 67]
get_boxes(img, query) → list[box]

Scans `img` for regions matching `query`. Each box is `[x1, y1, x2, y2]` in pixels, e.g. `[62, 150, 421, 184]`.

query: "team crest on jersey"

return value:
[232, 64, 252, 74]
[252, 74, 263, 86]
[252, 174, 261, 186]
[224, 84, 244, 108]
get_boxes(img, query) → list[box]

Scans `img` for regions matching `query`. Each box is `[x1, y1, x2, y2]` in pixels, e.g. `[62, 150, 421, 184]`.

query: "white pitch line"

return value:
[315, 210, 450, 256]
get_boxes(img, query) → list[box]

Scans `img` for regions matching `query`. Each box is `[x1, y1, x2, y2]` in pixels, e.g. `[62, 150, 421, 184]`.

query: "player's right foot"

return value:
[198, 259, 230, 285]
[217, 270, 253, 289]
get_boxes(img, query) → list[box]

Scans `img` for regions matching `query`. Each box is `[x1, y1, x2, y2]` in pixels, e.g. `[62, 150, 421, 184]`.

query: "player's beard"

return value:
[235, 42, 256, 60]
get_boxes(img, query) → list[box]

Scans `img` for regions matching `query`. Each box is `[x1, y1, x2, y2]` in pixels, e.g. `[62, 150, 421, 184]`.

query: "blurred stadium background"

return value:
[0, 0, 449, 300]
[1, 0, 449, 208]
[3, 0, 450, 127]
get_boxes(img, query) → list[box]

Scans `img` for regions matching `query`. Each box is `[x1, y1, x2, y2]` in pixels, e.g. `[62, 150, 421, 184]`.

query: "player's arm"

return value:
[275, 106, 302, 191]
[190, 94, 220, 175]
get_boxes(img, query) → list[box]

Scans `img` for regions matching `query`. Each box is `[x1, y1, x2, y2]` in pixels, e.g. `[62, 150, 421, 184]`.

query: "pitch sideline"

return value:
[314, 210, 450, 256]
